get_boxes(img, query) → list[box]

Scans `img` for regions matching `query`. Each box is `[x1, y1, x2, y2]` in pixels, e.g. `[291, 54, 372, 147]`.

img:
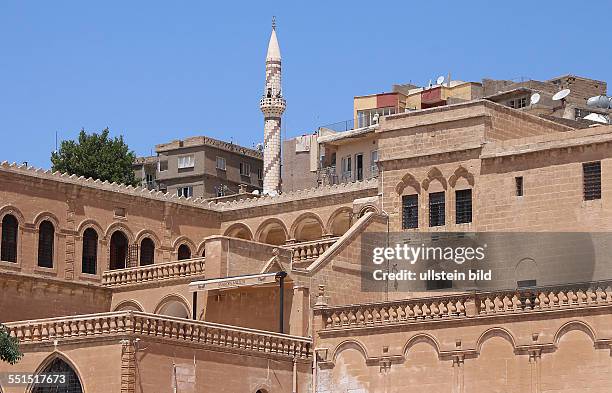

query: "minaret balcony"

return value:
[260, 96, 286, 116]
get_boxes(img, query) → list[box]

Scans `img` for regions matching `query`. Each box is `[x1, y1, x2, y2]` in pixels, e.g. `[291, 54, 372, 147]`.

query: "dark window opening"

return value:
[426, 278, 453, 290]
[402, 195, 418, 229]
[455, 189, 472, 224]
[583, 161, 601, 200]
[178, 244, 191, 260]
[1, 214, 18, 262]
[37, 220, 55, 268]
[515, 176, 524, 197]
[429, 192, 445, 227]
[140, 238, 155, 266]
[82, 228, 98, 274]
[110, 231, 129, 270]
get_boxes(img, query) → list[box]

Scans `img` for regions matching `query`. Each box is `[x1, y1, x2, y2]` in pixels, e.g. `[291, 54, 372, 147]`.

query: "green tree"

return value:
[51, 128, 139, 186]
[0, 324, 22, 364]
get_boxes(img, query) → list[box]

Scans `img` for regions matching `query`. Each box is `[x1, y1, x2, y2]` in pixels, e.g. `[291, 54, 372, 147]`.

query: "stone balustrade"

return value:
[287, 237, 339, 263]
[320, 294, 469, 330]
[476, 281, 612, 315]
[101, 257, 205, 287]
[317, 281, 612, 331]
[6, 311, 311, 359]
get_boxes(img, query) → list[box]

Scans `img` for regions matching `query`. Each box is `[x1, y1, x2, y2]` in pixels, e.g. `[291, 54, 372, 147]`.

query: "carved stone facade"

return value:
[1, 100, 612, 392]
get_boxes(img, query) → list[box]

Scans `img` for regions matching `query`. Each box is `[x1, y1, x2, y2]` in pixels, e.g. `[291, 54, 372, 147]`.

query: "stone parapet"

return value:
[101, 257, 205, 288]
[6, 311, 312, 360]
[316, 280, 612, 332]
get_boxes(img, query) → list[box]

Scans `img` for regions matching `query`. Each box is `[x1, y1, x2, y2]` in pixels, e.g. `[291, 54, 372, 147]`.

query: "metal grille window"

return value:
[515, 176, 524, 197]
[32, 358, 83, 393]
[82, 228, 98, 274]
[1, 214, 18, 262]
[402, 195, 418, 229]
[37, 220, 54, 268]
[455, 189, 472, 224]
[583, 161, 601, 200]
[140, 237, 155, 266]
[429, 192, 445, 227]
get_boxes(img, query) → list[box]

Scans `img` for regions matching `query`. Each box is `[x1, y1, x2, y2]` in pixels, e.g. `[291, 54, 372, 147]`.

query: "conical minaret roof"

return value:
[266, 24, 281, 61]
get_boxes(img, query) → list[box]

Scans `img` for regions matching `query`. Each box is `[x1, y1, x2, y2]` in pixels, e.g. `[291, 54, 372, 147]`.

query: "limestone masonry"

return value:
[2, 20, 612, 393]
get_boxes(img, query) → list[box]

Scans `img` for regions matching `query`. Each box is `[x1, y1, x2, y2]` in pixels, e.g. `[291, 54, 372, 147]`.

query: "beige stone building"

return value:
[2, 24, 612, 393]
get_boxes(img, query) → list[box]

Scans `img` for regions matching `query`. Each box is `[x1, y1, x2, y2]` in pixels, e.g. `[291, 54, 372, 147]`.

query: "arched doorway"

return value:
[32, 357, 83, 393]
[1, 214, 18, 262]
[82, 228, 98, 274]
[223, 223, 253, 240]
[177, 244, 191, 260]
[140, 237, 155, 266]
[110, 231, 129, 270]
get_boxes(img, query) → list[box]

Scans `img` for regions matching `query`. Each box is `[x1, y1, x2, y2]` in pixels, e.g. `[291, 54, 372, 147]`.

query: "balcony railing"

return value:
[317, 280, 612, 331]
[6, 311, 311, 359]
[287, 237, 339, 263]
[102, 257, 205, 287]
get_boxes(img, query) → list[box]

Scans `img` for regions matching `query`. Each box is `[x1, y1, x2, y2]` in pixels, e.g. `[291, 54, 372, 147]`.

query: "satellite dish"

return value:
[609, 97, 612, 109]
[436, 75, 445, 85]
[587, 95, 610, 109]
[252, 190, 260, 195]
[552, 89, 571, 101]
[530, 93, 541, 105]
[256, 143, 264, 151]
[583, 113, 609, 124]
[372, 113, 380, 123]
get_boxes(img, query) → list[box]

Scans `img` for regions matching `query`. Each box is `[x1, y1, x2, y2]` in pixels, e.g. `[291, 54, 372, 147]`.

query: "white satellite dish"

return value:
[436, 75, 445, 85]
[587, 95, 611, 109]
[252, 190, 260, 195]
[552, 89, 571, 101]
[583, 113, 609, 124]
[530, 93, 541, 105]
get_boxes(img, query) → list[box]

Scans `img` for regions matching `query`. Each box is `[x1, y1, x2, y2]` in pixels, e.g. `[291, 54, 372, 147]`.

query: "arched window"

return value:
[1, 214, 18, 262]
[177, 244, 191, 260]
[37, 220, 55, 268]
[110, 231, 129, 270]
[32, 357, 83, 393]
[82, 228, 98, 274]
[140, 237, 155, 266]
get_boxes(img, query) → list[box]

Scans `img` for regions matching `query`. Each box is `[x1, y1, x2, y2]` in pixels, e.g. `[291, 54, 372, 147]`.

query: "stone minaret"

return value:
[260, 17, 286, 195]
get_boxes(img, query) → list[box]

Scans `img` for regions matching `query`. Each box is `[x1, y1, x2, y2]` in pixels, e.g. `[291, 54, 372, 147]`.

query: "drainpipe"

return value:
[312, 350, 317, 393]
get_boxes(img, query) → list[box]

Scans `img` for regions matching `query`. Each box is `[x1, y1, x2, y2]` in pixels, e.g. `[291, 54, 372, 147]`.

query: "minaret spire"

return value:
[260, 18, 286, 195]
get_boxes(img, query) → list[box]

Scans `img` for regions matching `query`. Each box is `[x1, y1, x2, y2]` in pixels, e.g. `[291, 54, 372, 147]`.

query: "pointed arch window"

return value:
[32, 357, 83, 393]
[1, 214, 18, 262]
[177, 244, 191, 260]
[140, 237, 155, 266]
[82, 228, 98, 274]
[37, 220, 55, 268]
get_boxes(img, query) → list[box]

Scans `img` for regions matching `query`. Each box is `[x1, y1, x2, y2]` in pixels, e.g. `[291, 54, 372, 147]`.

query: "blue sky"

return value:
[1, 1, 610, 168]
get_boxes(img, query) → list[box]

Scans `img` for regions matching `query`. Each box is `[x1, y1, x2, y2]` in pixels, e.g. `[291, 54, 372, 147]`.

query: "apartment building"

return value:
[133, 136, 263, 199]
[282, 74, 610, 192]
